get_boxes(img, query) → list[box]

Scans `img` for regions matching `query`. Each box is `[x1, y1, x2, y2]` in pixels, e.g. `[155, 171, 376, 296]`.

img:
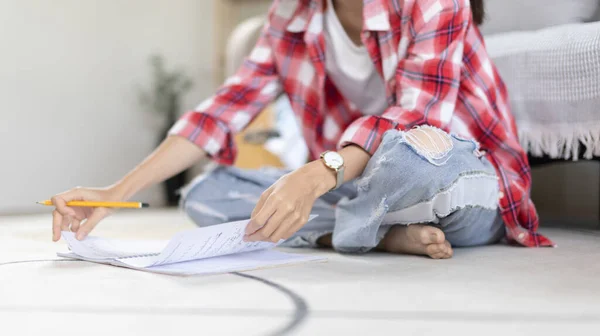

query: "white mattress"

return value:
[486, 22, 600, 160]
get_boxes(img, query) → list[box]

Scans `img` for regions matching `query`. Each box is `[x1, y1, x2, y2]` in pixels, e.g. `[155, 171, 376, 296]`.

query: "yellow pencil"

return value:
[36, 200, 149, 209]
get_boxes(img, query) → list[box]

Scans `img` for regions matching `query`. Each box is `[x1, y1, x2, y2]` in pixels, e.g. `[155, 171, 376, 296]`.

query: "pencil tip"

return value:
[141, 203, 150, 208]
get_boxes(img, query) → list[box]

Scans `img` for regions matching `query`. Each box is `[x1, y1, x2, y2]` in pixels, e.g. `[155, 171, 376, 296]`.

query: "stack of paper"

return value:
[58, 218, 325, 275]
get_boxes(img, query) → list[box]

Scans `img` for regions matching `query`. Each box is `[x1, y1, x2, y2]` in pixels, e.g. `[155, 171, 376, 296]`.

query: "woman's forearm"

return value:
[112, 136, 207, 200]
[338, 145, 372, 181]
[244, 144, 372, 241]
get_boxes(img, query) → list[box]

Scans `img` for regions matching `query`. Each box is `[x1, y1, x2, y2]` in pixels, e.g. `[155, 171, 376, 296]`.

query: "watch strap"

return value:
[334, 165, 345, 190]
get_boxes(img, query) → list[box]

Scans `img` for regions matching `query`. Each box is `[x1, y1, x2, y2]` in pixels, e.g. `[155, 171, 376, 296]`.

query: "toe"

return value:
[425, 242, 444, 256]
[426, 241, 453, 259]
[433, 253, 448, 259]
[445, 241, 454, 258]
[418, 226, 445, 245]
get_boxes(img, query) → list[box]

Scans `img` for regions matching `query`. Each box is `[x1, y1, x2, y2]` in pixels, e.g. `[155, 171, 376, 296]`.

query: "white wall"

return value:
[0, 0, 215, 214]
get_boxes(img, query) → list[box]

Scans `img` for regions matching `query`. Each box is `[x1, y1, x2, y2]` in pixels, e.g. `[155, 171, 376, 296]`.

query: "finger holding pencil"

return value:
[44, 187, 143, 242]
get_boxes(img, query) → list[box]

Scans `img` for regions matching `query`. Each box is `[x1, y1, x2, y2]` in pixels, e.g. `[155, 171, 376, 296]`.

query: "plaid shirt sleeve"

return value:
[339, 2, 469, 154]
[168, 20, 282, 165]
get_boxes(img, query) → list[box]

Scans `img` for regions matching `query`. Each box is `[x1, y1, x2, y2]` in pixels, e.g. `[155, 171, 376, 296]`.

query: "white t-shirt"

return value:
[324, 0, 388, 116]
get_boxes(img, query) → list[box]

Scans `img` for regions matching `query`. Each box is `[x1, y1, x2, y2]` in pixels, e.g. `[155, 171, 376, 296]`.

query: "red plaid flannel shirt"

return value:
[170, 0, 553, 247]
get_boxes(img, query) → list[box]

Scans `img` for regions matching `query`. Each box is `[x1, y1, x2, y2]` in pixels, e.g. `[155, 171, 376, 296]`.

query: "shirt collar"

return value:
[285, 0, 390, 33]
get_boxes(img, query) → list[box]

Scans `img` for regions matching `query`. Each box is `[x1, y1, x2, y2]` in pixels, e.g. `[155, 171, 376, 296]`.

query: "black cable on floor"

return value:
[233, 272, 309, 336]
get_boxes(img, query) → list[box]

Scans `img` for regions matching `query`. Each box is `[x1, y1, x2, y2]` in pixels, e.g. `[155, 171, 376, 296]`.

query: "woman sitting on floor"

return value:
[50, 0, 553, 259]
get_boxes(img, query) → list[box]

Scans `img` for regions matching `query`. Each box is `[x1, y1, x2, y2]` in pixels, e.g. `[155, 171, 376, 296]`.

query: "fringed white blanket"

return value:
[485, 22, 600, 160]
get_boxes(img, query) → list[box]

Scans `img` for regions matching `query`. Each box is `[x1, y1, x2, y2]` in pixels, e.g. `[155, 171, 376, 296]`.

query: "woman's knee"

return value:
[355, 126, 455, 192]
[354, 125, 496, 210]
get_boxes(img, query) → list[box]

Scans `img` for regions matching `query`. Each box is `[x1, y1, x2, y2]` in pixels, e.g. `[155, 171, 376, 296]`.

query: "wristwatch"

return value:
[320, 150, 345, 191]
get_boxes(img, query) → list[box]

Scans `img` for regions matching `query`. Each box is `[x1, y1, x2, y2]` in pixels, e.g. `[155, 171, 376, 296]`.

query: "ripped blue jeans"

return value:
[180, 127, 506, 253]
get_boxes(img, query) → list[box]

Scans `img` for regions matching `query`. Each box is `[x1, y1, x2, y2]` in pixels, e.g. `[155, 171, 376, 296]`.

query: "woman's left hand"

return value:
[244, 161, 335, 242]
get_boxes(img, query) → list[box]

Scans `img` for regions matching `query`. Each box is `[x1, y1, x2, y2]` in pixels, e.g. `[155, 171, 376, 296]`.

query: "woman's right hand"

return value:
[51, 187, 124, 242]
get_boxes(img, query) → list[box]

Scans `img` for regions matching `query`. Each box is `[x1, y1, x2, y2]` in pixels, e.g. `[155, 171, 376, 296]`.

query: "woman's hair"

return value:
[470, 0, 485, 26]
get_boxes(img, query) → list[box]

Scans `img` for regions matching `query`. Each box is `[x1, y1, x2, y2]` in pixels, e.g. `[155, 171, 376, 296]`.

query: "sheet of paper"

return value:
[119, 215, 317, 268]
[118, 219, 278, 268]
[61, 232, 167, 260]
[61, 215, 318, 269]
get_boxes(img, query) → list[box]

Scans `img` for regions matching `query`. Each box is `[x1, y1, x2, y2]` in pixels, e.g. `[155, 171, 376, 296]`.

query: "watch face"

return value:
[323, 151, 344, 169]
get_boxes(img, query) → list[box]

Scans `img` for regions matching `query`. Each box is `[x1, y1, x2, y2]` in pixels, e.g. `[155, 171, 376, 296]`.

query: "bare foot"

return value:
[378, 224, 453, 259]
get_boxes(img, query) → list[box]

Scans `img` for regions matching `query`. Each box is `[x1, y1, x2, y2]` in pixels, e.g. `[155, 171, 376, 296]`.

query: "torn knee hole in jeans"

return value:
[404, 126, 453, 166]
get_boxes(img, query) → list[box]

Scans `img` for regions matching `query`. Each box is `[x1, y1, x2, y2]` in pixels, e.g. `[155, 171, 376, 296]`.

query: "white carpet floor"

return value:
[1, 209, 599, 336]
